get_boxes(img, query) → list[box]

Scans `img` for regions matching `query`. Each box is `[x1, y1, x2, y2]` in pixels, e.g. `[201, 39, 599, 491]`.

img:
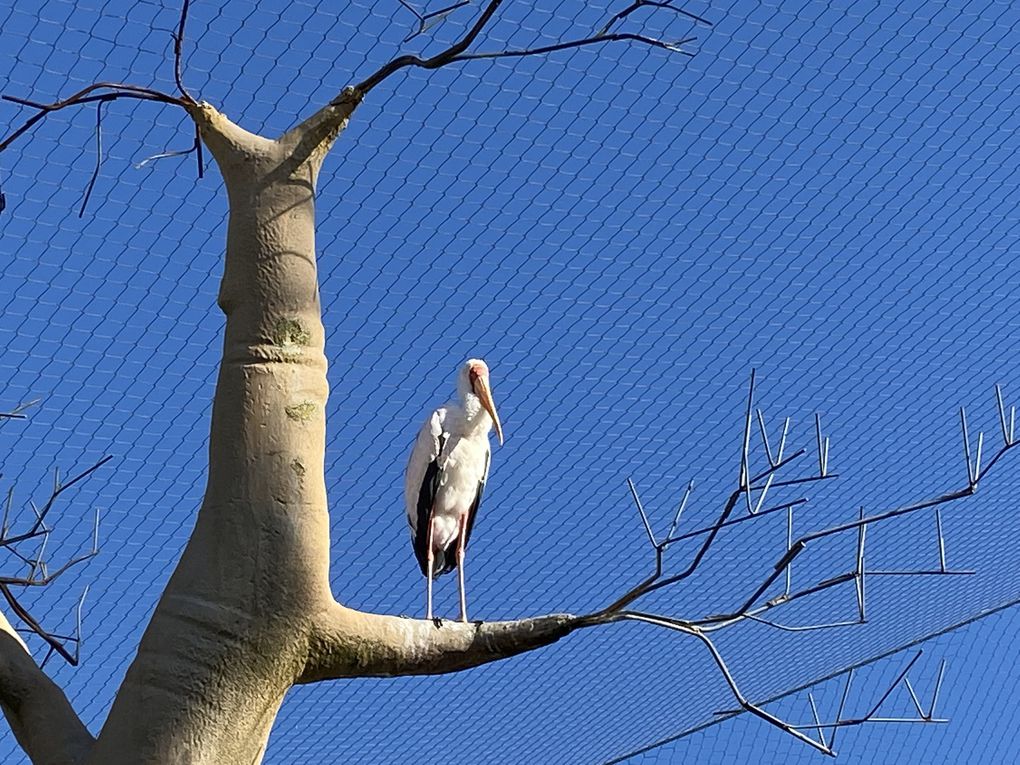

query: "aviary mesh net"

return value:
[1, 1, 1019, 763]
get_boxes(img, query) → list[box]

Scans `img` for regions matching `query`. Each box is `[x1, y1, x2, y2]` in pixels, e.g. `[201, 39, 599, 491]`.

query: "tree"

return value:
[0, 2, 1016, 763]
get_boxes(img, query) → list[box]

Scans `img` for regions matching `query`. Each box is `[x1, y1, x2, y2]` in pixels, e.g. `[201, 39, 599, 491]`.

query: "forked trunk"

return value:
[88, 105, 336, 765]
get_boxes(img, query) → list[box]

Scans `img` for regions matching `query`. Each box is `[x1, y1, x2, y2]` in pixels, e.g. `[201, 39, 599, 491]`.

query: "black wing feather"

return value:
[412, 433, 446, 576]
[462, 447, 489, 551]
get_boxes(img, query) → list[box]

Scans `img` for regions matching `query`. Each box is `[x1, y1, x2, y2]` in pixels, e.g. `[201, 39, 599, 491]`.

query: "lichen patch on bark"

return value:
[272, 318, 311, 349]
[285, 402, 316, 421]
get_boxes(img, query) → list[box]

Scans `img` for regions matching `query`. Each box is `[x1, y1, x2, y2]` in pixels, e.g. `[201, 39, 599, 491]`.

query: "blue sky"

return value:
[2, 0, 1020, 763]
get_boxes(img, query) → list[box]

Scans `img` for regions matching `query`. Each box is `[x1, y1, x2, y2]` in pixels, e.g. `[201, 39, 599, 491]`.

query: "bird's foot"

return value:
[432, 616, 445, 628]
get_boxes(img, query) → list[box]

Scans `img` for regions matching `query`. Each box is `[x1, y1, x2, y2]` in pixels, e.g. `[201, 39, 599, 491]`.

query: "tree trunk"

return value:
[87, 104, 337, 765]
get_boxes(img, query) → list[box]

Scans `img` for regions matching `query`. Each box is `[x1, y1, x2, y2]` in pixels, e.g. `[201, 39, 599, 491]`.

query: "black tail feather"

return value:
[416, 540, 458, 579]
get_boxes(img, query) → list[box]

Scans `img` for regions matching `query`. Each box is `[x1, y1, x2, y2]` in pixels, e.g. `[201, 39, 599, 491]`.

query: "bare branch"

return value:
[665, 479, 693, 541]
[0, 549, 97, 667]
[133, 127, 203, 175]
[443, 32, 698, 63]
[354, 0, 506, 93]
[598, 0, 712, 36]
[740, 370, 756, 513]
[173, 0, 197, 104]
[0, 81, 194, 213]
[352, 0, 709, 95]
[0, 2, 210, 210]
[929, 658, 947, 717]
[626, 478, 657, 548]
[621, 612, 838, 755]
[807, 691, 826, 749]
[934, 507, 947, 572]
[0, 84, 184, 154]
[815, 413, 829, 477]
[695, 387, 1009, 635]
[0, 456, 109, 665]
[566, 381, 1012, 755]
[828, 667, 854, 750]
[0, 400, 40, 424]
[666, 496, 809, 545]
[0, 29, 204, 214]
[79, 99, 109, 218]
[622, 612, 946, 757]
[398, 0, 472, 43]
[960, 407, 977, 487]
[995, 385, 1012, 445]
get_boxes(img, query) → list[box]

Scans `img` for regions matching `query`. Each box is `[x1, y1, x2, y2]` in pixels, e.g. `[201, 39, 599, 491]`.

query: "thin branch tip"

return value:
[599, 376, 1011, 760]
[0, 453, 110, 665]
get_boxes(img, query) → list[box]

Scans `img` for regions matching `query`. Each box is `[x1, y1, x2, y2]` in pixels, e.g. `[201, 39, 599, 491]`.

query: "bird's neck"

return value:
[459, 393, 492, 436]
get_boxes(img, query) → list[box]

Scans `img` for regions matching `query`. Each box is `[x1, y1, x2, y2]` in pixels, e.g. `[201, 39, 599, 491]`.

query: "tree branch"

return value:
[300, 602, 590, 682]
[0, 455, 108, 667]
[355, 0, 507, 94]
[0, 610, 93, 765]
[0, 84, 184, 154]
[352, 0, 708, 96]
[277, 87, 364, 168]
[173, 0, 197, 105]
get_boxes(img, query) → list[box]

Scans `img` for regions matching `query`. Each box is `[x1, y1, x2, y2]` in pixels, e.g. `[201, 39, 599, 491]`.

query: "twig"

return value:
[626, 478, 657, 548]
[398, 0, 472, 42]
[79, 99, 111, 217]
[1, 62, 197, 209]
[1, 84, 184, 154]
[173, 0, 197, 104]
[597, 0, 712, 36]
[0, 456, 109, 665]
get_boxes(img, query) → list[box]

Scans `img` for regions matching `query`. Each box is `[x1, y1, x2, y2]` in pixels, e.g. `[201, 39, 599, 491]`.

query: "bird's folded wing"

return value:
[407, 408, 449, 573]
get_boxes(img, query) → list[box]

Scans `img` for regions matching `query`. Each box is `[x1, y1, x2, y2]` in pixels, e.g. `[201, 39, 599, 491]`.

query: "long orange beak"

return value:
[474, 376, 503, 446]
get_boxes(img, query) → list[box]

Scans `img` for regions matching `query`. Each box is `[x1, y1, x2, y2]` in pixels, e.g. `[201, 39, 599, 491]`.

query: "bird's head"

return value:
[458, 358, 503, 446]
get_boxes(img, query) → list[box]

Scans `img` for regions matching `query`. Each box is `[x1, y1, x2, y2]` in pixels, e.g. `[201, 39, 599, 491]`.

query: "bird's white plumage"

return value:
[405, 397, 492, 570]
[408, 363, 499, 583]
[404, 359, 501, 621]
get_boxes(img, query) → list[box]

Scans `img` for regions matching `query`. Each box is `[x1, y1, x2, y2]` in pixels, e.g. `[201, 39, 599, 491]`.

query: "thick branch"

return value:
[300, 603, 592, 682]
[0, 610, 93, 765]
[277, 87, 364, 170]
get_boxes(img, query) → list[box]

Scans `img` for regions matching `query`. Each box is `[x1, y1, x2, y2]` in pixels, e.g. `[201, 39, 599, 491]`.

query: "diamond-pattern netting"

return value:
[2, 1, 1020, 763]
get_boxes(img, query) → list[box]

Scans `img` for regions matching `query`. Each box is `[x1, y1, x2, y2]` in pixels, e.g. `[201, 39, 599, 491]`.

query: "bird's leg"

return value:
[457, 512, 468, 623]
[426, 516, 435, 621]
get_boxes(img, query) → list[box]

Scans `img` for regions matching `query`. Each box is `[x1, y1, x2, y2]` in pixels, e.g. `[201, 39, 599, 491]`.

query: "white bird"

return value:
[405, 359, 503, 622]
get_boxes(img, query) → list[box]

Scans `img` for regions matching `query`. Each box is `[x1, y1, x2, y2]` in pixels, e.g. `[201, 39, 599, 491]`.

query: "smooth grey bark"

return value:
[301, 605, 581, 682]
